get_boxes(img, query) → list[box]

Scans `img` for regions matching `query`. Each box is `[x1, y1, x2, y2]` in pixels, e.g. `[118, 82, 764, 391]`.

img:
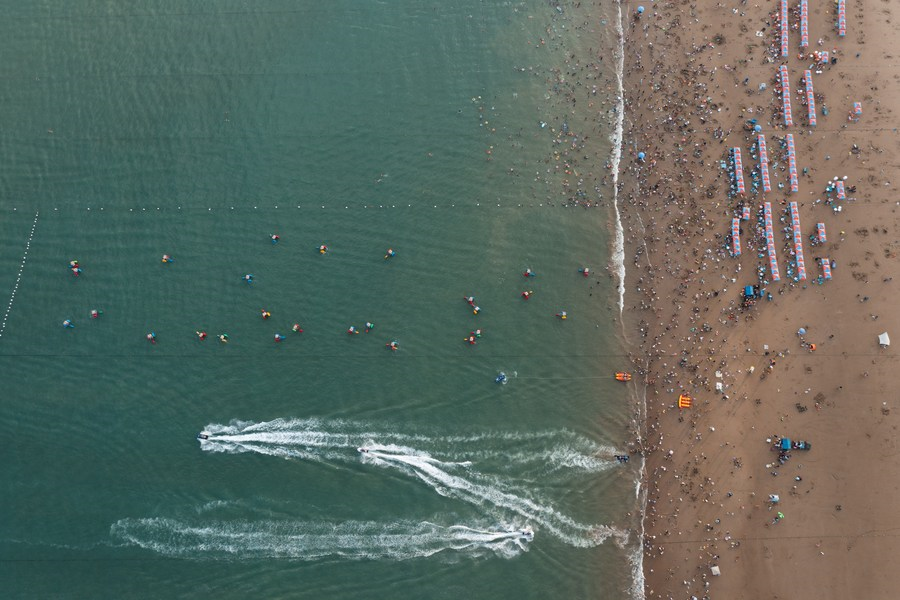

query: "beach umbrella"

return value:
[754, 124, 762, 132]
[878, 332, 890, 347]
[797, 327, 806, 336]
[637, 6, 645, 15]
[637, 151, 645, 161]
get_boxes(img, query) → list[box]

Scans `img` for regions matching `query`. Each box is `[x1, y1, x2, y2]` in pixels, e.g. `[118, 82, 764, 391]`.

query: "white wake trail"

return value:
[111, 518, 532, 561]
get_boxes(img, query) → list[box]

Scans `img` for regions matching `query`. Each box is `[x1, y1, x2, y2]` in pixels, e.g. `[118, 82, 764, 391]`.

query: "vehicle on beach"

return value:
[774, 437, 812, 451]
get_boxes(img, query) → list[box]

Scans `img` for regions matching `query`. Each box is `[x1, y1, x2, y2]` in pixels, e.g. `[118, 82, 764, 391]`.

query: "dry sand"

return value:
[616, 0, 900, 598]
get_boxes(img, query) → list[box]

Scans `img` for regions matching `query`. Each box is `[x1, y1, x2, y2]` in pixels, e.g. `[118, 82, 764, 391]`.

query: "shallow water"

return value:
[0, 1, 638, 598]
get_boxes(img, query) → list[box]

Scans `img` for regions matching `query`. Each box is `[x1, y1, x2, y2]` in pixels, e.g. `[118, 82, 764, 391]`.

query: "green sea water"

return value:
[0, 1, 639, 598]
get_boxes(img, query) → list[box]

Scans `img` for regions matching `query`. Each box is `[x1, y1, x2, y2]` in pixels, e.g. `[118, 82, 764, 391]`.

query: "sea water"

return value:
[0, 1, 640, 598]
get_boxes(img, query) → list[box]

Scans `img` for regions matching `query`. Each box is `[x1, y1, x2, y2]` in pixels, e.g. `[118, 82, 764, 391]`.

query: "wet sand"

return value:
[616, 0, 900, 598]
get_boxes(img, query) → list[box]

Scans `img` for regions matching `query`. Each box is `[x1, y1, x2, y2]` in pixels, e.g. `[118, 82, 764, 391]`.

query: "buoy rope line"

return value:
[3, 203, 600, 212]
[0, 211, 39, 339]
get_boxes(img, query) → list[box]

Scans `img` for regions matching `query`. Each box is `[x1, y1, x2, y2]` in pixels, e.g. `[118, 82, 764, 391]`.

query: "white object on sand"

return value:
[878, 332, 890, 347]
[710, 566, 721, 576]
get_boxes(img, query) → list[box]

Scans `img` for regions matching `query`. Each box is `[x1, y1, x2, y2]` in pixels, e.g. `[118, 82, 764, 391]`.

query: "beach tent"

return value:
[878, 332, 890, 347]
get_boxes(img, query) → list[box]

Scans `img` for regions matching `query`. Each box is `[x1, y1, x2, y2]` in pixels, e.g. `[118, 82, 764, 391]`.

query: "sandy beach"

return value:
[616, 0, 900, 597]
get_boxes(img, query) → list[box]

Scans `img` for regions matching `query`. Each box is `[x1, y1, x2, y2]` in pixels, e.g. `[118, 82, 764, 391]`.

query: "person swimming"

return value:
[162, 254, 173, 263]
[579, 267, 590, 277]
[292, 323, 303, 333]
[523, 268, 536, 278]
[465, 335, 477, 345]
[473, 329, 482, 338]
[384, 248, 395, 259]
[521, 290, 533, 300]
[218, 333, 229, 343]
[274, 333, 285, 342]
[90, 309, 102, 319]
[261, 309, 271, 320]
[196, 331, 207, 341]
[465, 296, 476, 306]
[365, 322, 375, 333]
[62, 319, 74, 328]
[472, 305, 481, 315]
[348, 326, 359, 335]
[146, 332, 157, 344]
[243, 274, 254, 284]
[556, 310, 567, 320]
[318, 245, 328, 254]
[386, 340, 399, 351]
[271, 234, 280, 244]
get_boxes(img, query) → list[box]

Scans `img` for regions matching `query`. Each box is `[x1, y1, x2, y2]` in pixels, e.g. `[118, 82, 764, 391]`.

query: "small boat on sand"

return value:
[615, 372, 632, 381]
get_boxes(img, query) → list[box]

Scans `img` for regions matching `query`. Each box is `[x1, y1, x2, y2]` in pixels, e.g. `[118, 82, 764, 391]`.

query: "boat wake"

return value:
[199, 418, 618, 477]
[110, 517, 533, 561]
[197, 418, 627, 549]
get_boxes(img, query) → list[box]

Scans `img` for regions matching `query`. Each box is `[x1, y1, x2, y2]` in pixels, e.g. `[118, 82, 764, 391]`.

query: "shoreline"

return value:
[616, 0, 900, 598]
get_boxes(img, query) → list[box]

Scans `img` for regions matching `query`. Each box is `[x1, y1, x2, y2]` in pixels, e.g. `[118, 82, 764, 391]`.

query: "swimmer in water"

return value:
[218, 333, 229, 343]
[196, 331, 207, 341]
[271, 234, 280, 244]
[348, 326, 359, 335]
[473, 305, 481, 315]
[147, 332, 157, 344]
[71, 265, 82, 276]
[318, 244, 328, 254]
[556, 310, 567, 320]
[473, 329, 482, 338]
[386, 340, 399, 351]
[261, 309, 271, 320]
[365, 322, 375, 333]
[521, 290, 533, 300]
[465, 296, 475, 306]
[243, 274, 254, 284]
[62, 319, 74, 328]
[274, 333, 285, 342]
[162, 254, 173, 263]
[292, 323, 303, 333]
[523, 268, 536, 278]
[91, 309, 102, 319]
[465, 335, 476, 345]
[384, 248, 395, 259]
[579, 267, 590, 277]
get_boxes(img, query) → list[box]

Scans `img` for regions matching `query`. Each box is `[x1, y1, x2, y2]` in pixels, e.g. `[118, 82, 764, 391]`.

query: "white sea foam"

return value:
[198, 418, 627, 548]
[361, 447, 625, 548]
[610, 2, 627, 316]
[110, 517, 531, 561]
[199, 418, 619, 476]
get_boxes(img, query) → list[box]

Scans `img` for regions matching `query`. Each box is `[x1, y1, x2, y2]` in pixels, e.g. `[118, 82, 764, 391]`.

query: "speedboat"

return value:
[357, 447, 369, 453]
[197, 431, 211, 440]
[495, 372, 507, 384]
[519, 526, 534, 540]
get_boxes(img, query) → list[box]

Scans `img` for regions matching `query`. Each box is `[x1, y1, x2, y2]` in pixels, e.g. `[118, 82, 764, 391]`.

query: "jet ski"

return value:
[519, 526, 534, 540]
[197, 432, 210, 440]
[495, 372, 508, 384]
[357, 447, 370, 453]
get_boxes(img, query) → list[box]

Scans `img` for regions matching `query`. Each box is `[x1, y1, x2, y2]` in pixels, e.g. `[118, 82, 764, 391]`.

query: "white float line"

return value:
[0, 211, 40, 339]
[8, 203, 584, 212]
